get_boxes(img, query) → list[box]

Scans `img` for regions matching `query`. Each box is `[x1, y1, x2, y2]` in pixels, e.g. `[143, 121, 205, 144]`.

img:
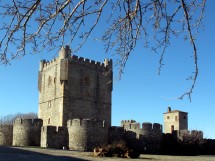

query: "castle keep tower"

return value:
[38, 46, 113, 127]
[163, 107, 188, 133]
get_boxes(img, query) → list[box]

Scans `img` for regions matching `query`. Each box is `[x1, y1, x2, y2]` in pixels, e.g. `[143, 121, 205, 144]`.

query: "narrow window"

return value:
[48, 76, 52, 86]
[48, 101, 51, 108]
[167, 116, 170, 119]
[175, 116, 178, 121]
[48, 118, 51, 124]
[184, 116, 186, 119]
[84, 76, 90, 86]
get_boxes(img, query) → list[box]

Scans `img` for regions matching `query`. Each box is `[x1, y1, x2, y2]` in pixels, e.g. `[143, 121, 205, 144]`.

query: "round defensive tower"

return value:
[153, 123, 162, 133]
[13, 118, 43, 146]
[108, 126, 125, 143]
[140, 122, 152, 136]
[0, 124, 13, 146]
[67, 118, 108, 151]
[152, 123, 163, 141]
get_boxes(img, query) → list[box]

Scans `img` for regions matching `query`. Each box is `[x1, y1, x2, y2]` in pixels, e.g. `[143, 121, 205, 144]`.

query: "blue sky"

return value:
[0, 1, 214, 139]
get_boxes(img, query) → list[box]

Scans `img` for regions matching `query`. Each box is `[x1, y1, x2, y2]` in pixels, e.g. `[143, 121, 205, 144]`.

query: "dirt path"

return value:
[0, 146, 214, 161]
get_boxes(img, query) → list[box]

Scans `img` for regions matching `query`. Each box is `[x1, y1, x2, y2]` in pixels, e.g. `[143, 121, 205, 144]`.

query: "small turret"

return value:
[104, 58, 112, 68]
[104, 58, 109, 67]
[168, 106, 171, 112]
[59, 45, 71, 59]
[39, 60, 46, 71]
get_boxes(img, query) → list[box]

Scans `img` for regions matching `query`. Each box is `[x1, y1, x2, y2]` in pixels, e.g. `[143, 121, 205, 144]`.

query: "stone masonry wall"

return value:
[179, 112, 188, 130]
[13, 118, 43, 146]
[108, 126, 125, 143]
[121, 120, 163, 153]
[38, 46, 113, 127]
[63, 55, 112, 127]
[172, 130, 203, 141]
[163, 110, 188, 134]
[67, 118, 108, 151]
[41, 126, 68, 149]
[0, 124, 13, 146]
[38, 57, 64, 126]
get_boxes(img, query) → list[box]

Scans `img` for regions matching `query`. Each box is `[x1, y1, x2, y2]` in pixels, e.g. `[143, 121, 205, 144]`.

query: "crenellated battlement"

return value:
[13, 118, 42, 147]
[39, 46, 112, 72]
[191, 130, 203, 136]
[41, 126, 67, 133]
[153, 123, 163, 131]
[69, 55, 112, 71]
[67, 118, 107, 128]
[173, 129, 204, 141]
[108, 126, 124, 133]
[39, 58, 58, 71]
[121, 120, 137, 129]
[0, 124, 13, 130]
[141, 122, 162, 132]
[142, 122, 153, 131]
[14, 118, 43, 126]
[67, 118, 108, 151]
[121, 120, 136, 124]
[140, 122, 162, 137]
[120, 120, 163, 153]
[121, 120, 163, 138]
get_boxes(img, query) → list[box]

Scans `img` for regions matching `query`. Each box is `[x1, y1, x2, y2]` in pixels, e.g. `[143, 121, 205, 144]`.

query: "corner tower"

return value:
[163, 107, 188, 133]
[38, 46, 113, 127]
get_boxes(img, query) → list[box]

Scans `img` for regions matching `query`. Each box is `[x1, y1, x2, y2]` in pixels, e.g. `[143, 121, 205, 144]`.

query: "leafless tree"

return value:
[0, 112, 38, 125]
[181, 130, 204, 145]
[0, 0, 206, 101]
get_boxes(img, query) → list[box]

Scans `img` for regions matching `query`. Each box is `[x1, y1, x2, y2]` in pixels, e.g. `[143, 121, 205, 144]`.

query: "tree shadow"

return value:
[0, 146, 90, 161]
[139, 157, 154, 160]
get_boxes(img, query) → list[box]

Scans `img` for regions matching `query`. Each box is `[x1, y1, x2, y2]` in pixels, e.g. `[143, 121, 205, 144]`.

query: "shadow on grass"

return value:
[0, 146, 89, 161]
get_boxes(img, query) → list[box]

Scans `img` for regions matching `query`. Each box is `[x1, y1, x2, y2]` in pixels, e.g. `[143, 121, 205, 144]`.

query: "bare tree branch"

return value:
[0, 0, 206, 101]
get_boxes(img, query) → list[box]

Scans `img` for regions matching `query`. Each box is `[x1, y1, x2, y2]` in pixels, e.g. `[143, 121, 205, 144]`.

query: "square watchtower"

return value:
[38, 46, 113, 127]
[163, 107, 188, 133]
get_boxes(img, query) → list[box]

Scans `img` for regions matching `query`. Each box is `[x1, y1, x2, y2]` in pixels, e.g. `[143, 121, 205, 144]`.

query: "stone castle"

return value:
[38, 46, 112, 127]
[0, 46, 203, 152]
